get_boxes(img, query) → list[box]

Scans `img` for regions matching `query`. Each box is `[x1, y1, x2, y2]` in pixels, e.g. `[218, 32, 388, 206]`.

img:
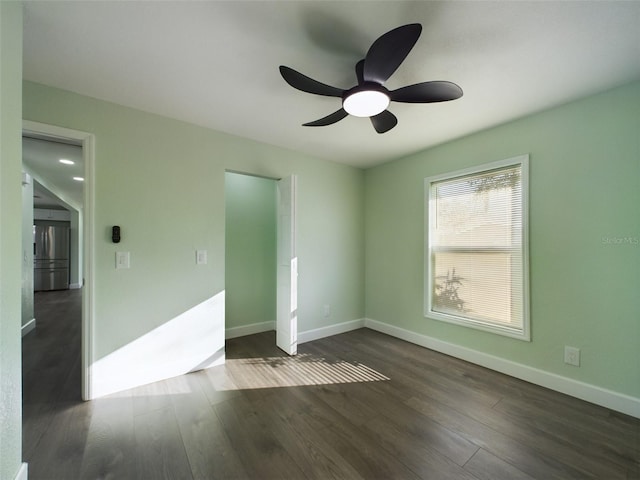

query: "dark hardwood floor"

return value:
[23, 290, 640, 479]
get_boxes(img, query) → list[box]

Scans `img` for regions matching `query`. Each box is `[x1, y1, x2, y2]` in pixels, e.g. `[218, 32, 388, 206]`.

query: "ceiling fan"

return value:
[279, 23, 463, 134]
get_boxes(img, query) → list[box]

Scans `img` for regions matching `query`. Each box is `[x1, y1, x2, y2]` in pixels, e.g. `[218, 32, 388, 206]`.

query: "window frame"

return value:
[424, 154, 530, 341]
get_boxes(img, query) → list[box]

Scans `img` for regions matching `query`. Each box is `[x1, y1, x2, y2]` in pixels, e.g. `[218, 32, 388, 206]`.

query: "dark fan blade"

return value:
[363, 23, 422, 84]
[303, 108, 349, 127]
[390, 81, 463, 103]
[279, 66, 344, 97]
[370, 110, 397, 134]
[355, 59, 365, 85]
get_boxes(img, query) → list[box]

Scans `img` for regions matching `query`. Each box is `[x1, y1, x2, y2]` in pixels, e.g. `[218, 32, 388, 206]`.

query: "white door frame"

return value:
[23, 120, 95, 400]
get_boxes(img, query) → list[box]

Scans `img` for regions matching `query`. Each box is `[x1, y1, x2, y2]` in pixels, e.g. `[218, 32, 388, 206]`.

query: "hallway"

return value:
[22, 289, 83, 463]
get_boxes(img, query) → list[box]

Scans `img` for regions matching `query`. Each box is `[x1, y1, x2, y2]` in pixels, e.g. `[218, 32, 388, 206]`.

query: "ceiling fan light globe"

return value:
[343, 90, 390, 117]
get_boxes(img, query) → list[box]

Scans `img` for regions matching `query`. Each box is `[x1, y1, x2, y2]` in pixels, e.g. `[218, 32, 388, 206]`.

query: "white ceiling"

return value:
[22, 136, 84, 210]
[22, 1, 640, 169]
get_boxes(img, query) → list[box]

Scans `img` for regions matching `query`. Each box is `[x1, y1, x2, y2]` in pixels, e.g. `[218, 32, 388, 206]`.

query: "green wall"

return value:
[365, 81, 640, 399]
[22, 80, 365, 396]
[225, 172, 277, 330]
[0, 3, 24, 479]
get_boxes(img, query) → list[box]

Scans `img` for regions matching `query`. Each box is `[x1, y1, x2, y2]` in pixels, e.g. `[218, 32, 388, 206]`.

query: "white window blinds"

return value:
[425, 156, 529, 340]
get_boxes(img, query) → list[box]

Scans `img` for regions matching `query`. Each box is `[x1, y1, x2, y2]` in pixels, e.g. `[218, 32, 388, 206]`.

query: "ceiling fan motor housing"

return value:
[342, 82, 391, 117]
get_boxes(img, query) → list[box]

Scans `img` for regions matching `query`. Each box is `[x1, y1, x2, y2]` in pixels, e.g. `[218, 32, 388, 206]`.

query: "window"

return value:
[425, 155, 530, 340]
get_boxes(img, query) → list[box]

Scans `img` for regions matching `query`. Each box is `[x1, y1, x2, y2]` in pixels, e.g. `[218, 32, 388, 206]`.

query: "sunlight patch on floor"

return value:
[224, 353, 390, 390]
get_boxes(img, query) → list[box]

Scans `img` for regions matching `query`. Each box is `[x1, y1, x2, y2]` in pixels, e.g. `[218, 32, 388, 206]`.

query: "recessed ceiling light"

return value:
[73, 177, 84, 182]
[59, 159, 74, 165]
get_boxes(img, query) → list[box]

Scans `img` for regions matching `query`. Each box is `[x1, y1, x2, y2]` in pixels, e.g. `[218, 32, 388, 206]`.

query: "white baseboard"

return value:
[69, 283, 82, 289]
[21, 318, 36, 337]
[14, 463, 28, 480]
[298, 318, 365, 344]
[226, 321, 275, 339]
[364, 318, 640, 419]
[224, 318, 365, 344]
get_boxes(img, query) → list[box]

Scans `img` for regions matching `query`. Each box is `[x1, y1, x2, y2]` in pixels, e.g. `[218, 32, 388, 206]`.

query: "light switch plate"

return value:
[116, 251, 130, 269]
[196, 250, 207, 265]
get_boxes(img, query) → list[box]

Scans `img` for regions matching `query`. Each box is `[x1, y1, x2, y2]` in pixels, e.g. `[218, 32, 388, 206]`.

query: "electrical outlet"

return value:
[564, 346, 580, 366]
[323, 304, 331, 318]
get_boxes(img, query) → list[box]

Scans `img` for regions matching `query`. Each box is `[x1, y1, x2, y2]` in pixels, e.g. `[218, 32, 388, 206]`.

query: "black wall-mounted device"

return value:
[112, 226, 121, 243]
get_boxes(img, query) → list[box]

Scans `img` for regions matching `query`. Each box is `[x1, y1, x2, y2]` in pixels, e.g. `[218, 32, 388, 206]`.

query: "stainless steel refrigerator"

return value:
[34, 223, 70, 291]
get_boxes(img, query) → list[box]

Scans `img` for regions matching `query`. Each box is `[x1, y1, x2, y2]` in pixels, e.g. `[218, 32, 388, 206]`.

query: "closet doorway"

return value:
[224, 171, 297, 354]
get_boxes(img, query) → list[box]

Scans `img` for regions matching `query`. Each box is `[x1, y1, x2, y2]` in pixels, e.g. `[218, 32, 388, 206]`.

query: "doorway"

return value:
[21, 120, 95, 400]
[224, 171, 297, 354]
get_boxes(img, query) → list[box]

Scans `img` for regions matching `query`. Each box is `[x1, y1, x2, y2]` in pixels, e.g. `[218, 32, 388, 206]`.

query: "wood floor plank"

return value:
[343, 379, 480, 467]
[133, 405, 193, 480]
[170, 373, 249, 480]
[242, 381, 352, 435]
[406, 394, 607, 479]
[464, 448, 536, 480]
[324, 331, 503, 409]
[213, 393, 309, 480]
[344, 329, 528, 400]
[493, 395, 640, 471]
[302, 382, 380, 426]
[462, 396, 631, 478]
[131, 377, 175, 418]
[22, 401, 59, 461]
[290, 384, 424, 480]
[26, 400, 93, 480]
[193, 364, 243, 406]
[362, 414, 481, 480]
[79, 391, 136, 480]
[248, 388, 368, 480]
[295, 341, 480, 469]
